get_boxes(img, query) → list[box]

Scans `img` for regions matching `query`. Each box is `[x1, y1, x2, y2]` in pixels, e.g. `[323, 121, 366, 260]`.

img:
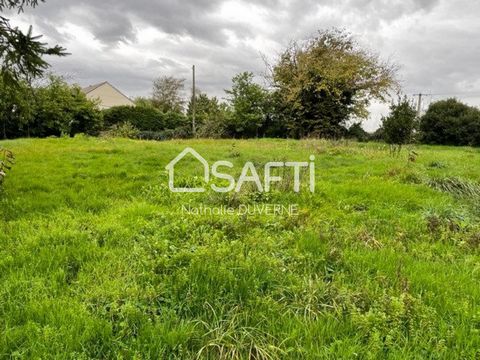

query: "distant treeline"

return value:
[1, 29, 479, 146]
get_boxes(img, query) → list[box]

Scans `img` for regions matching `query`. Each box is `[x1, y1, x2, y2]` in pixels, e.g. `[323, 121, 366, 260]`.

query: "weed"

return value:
[428, 177, 480, 197]
[428, 161, 447, 169]
[0, 147, 14, 187]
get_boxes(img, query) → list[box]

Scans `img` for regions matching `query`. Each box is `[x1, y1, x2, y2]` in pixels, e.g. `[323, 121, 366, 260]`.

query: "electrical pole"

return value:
[192, 65, 196, 137]
[416, 93, 422, 118]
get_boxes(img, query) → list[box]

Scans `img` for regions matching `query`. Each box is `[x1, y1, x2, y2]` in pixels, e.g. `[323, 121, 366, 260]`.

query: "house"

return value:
[82, 81, 134, 110]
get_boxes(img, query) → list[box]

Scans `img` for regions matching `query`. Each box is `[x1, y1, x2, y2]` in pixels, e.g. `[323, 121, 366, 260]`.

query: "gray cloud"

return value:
[6, 0, 480, 130]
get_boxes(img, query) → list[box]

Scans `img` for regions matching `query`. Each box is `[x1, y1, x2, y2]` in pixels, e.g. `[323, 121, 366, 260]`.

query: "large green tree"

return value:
[225, 72, 268, 138]
[420, 98, 480, 147]
[1, 0, 67, 139]
[31, 75, 102, 137]
[0, 75, 32, 138]
[271, 29, 398, 138]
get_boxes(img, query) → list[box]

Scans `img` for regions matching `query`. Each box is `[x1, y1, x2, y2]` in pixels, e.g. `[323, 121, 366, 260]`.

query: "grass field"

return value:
[1, 137, 480, 359]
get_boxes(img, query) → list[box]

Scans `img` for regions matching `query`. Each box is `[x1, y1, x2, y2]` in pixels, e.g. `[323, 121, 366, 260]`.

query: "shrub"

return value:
[103, 122, 140, 139]
[346, 122, 369, 142]
[381, 97, 417, 153]
[420, 98, 480, 146]
[1, 75, 103, 138]
[138, 126, 192, 141]
[136, 131, 167, 141]
[0, 147, 14, 188]
[103, 106, 165, 131]
[32, 76, 103, 137]
[162, 111, 189, 130]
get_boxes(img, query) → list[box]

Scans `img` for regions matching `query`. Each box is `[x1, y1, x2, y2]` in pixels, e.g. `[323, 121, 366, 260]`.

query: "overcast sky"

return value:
[8, 0, 480, 130]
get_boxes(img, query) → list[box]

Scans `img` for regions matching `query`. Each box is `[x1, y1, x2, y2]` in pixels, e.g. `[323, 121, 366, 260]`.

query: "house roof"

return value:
[82, 81, 134, 104]
[82, 81, 108, 94]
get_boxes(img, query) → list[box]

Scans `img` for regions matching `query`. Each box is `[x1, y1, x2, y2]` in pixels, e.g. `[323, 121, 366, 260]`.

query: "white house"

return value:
[82, 81, 134, 110]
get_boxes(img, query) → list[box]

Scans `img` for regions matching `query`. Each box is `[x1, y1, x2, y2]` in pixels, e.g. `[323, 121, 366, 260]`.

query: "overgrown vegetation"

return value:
[420, 98, 480, 147]
[428, 176, 480, 198]
[0, 137, 479, 358]
[270, 29, 398, 138]
[1, 75, 102, 138]
[381, 97, 417, 154]
[2, 23, 479, 148]
[0, 146, 13, 186]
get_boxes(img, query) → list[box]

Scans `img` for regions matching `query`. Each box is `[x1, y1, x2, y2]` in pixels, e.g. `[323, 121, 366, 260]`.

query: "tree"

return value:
[31, 75, 102, 137]
[225, 72, 268, 138]
[1, 0, 67, 140]
[134, 96, 156, 109]
[0, 0, 67, 88]
[103, 105, 164, 131]
[0, 75, 33, 138]
[346, 122, 369, 142]
[270, 28, 398, 138]
[152, 76, 185, 113]
[420, 98, 480, 147]
[187, 91, 229, 138]
[381, 97, 417, 154]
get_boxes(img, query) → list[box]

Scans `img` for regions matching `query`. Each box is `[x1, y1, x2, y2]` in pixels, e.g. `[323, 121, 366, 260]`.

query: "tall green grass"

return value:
[0, 137, 479, 358]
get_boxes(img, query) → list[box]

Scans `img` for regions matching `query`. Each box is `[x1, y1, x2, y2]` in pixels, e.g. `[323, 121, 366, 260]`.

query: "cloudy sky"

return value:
[7, 0, 480, 130]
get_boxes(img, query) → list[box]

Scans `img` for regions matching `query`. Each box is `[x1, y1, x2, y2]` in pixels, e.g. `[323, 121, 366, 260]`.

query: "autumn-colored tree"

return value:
[271, 29, 398, 138]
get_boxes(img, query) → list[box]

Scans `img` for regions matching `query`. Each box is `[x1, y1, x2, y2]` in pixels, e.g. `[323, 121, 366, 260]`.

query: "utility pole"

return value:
[416, 93, 422, 118]
[192, 65, 196, 137]
[413, 93, 431, 118]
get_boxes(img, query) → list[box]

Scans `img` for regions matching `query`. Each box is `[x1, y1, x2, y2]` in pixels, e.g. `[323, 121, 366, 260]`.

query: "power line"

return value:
[410, 91, 480, 97]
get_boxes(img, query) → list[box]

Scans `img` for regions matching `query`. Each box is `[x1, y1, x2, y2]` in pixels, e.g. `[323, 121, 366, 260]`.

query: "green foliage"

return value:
[346, 122, 369, 142]
[0, 146, 14, 187]
[101, 105, 191, 139]
[428, 177, 480, 198]
[103, 122, 140, 139]
[225, 72, 268, 138]
[381, 97, 417, 151]
[103, 105, 164, 131]
[0, 75, 103, 138]
[370, 127, 385, 142]
[31, 75, 102, 137]
[0, 76, 33, 138]
[0, 75, 102, 138]
[0, 0, 67, 88]
[0, 137, 480, 357]
[271, 29, 398, 138]
[187, 91, 229, 138]
[137, 127, 192, 141]
[133, 96, 155, 108]
[420, 98, 480, 146]
[162, 110, 190, 130]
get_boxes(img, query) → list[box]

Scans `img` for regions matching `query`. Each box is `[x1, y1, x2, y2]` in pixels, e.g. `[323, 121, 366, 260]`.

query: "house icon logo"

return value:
[166, 147, 316, 194]
[165, 147, 209, 193]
